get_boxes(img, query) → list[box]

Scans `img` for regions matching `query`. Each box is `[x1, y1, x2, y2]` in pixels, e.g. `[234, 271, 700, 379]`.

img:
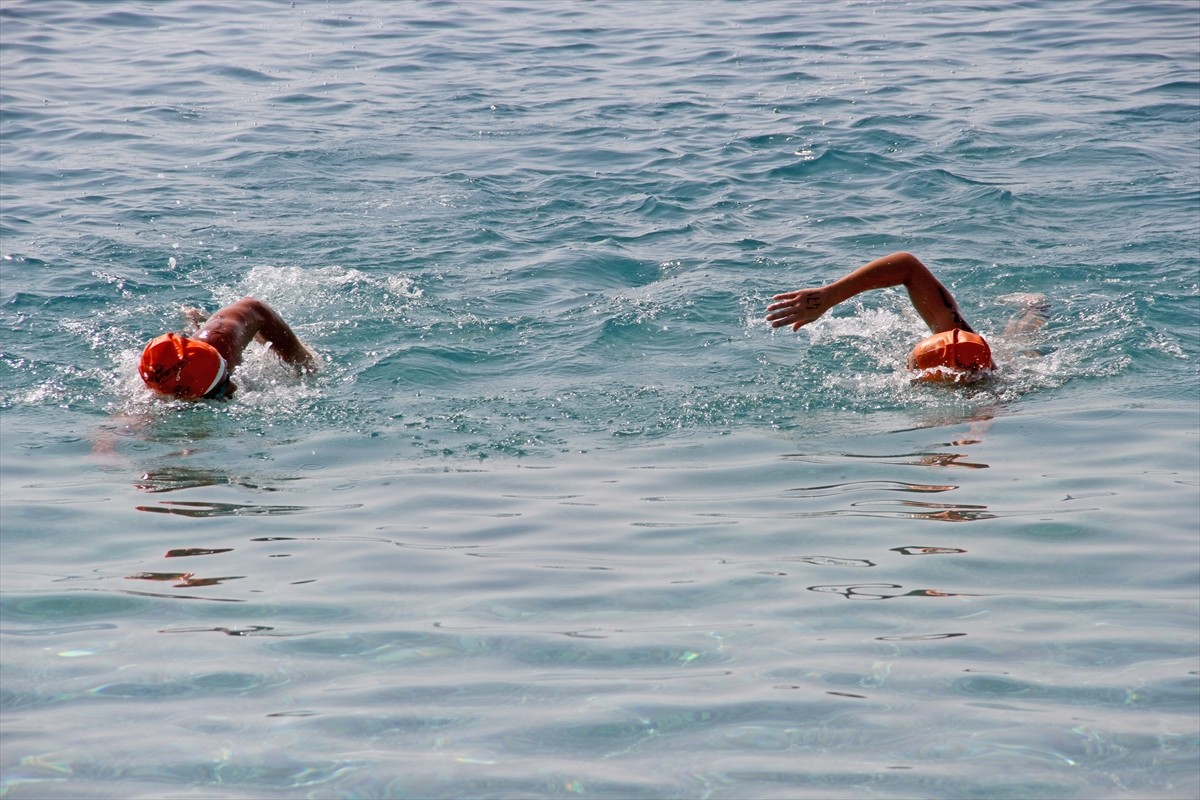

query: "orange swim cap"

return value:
[907, 329, 993, 383]
[139, 333, 229, 399]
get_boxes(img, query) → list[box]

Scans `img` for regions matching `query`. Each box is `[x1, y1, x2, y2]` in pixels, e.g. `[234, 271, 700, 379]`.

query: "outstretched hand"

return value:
[765, 288, 831, 331]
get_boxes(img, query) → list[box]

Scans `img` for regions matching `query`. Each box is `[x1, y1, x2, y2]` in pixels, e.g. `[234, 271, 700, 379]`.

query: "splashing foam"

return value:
[106, 340, 321, 421]
[220, 264, 421, 320]
[99, 265, 394, 414]
[779, 296, 1109, 410]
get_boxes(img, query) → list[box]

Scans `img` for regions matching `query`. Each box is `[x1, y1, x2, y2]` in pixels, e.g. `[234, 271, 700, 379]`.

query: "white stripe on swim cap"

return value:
[202, 354, 228, 396]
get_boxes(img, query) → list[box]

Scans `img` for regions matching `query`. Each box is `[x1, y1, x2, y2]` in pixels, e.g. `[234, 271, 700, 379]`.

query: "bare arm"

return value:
[196, 297, 317, 371]
[765, 252, 975, 334]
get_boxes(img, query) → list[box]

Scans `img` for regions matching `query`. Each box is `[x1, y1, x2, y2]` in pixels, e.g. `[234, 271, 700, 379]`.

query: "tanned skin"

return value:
[185, 297, 316, 397]
[765, 252, 975, 335]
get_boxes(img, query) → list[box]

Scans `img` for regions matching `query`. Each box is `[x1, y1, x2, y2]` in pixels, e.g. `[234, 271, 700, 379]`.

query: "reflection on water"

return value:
[9, 411, 1196, 799]
[134, 466, 297, 493]
[125, 540, 253, 598]
[135, 500, 360, 517]
[785, 480, 959, 496]
[848, 499, 996, 522]
[125, 572, 245, 588]
[158, 625, 293, 637]
[891, 546, 968, 555]
[810, 451, 991, 469]
[876, 632, 968, 641]
[645, 479, 961, 503]
[807, 583, 979, 600]
[3, 0, 1193, 791]
[36, 392, 1194, 799]
[708, 504, 1085, 523]
[164, 547, 233, 558]
[117, 588, 244, 603]
[786, 556, 875, 567]
[133, 465, 295, 491]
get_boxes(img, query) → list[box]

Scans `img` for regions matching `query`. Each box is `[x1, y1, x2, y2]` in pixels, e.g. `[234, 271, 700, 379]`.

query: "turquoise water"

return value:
[2, 1, 1198, 798]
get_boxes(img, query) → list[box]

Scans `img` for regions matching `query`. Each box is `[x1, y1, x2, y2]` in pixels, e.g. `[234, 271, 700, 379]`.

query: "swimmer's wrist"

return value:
[825, 283, 850, 308]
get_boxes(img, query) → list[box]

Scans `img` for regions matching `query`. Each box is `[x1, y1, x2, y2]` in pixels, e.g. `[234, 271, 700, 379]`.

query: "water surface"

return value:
[2, 1, 1198, 798]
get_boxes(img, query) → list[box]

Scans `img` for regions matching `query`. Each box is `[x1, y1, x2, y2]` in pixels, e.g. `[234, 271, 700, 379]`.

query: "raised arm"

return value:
[765, 252, 975, 334]
[196, 297, 317, 371]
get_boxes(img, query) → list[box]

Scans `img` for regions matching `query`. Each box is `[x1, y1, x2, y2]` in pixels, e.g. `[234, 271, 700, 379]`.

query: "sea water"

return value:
[1, 1, 1197, 798]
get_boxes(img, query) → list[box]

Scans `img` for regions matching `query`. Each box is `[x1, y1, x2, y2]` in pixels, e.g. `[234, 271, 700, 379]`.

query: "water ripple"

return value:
[135, 500, 361, 517]
[2, 1, 1198, 798]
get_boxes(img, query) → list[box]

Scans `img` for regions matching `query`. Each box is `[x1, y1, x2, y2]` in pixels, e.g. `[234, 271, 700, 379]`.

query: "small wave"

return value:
[227, 264, 422, 318]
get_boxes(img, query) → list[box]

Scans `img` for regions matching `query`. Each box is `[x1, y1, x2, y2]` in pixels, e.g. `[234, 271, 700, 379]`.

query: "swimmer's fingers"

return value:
[765, 289, 826, 330]
[764, 302, 806, 326]
[303, 347, 321, 373]
[766, 289, 813, 307]
[765, 308, 820, 330]
[767, 288, 824, 311]
[180, 307, 210, 331]
[997, 292, 1048, 311]
[293, 341, 321, 373]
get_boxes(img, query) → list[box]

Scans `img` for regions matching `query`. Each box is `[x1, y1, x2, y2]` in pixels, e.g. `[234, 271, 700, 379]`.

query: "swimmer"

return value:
[766, 251, 1005, 383]
[138, 297, 316, 400]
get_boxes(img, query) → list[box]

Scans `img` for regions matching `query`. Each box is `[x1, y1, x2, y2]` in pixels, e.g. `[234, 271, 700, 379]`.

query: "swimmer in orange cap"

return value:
[138, 297, 316, 399]
[766, 251, 999, 383]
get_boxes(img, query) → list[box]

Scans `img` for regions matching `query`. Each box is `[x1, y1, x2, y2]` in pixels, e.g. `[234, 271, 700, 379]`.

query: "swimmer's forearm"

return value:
[263, 326, 317, 370]
[235, 298, 317, 369]
[766, 252, 974, 334]
[825, 252, 925, 300]
[828, 252, 973, 334]
[766, 252, 919, 328]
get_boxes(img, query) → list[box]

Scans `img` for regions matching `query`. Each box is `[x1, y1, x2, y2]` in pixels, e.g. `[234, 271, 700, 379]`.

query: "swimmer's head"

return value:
[908, 329, 994, 383]
[139, 332, 231, 399]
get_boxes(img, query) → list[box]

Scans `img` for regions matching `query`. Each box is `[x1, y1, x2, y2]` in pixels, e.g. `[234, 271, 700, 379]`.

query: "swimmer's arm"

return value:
[766, 251, 975, 334]
[184, 306, 269, 345]
[247, 299, 318, 372]
[203, 298, 317, 372]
